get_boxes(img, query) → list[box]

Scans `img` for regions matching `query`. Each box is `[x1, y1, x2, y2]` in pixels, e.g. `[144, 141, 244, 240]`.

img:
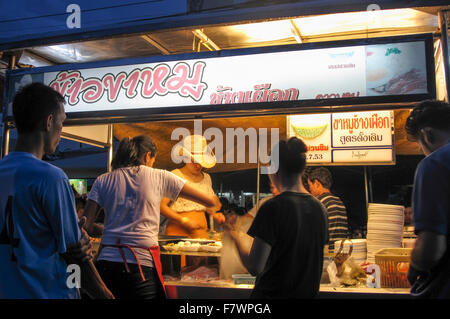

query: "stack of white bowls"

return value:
[333, 239, 367, 265]
[366, 203, 404, 263]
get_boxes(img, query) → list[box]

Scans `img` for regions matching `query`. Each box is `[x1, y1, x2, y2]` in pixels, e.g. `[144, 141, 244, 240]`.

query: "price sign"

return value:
[287, 110, 394, 165]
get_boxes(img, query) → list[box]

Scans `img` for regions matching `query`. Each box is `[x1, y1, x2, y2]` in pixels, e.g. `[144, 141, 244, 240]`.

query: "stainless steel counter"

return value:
[164, 280, 411, 299]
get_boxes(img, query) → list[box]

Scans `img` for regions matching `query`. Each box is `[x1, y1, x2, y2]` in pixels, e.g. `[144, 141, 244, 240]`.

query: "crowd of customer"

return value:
[1, 83, 449, 299]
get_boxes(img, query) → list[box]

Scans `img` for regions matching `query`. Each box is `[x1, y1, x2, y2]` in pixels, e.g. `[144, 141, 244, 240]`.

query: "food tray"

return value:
[374, 248, 412, 288]
[180, 245, 201, 252]
[162, 244, 176, 251]
[159, 236, 215, 244]
[161, 240, 222, 253]
[162, 242, 199, 252]
[200, 245, 221, 253]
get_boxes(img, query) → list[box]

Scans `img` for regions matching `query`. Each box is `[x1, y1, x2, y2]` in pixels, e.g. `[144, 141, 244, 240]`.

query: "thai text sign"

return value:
[287, 110, 394, 165]
[5, 39, 429, 116]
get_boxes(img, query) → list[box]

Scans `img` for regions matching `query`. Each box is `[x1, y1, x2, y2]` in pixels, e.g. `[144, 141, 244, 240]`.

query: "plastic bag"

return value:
[327, 239, 367, 287]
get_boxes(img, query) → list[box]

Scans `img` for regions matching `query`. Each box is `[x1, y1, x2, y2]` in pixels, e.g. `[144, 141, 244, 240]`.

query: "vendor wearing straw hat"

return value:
[160, 135, 225, 238]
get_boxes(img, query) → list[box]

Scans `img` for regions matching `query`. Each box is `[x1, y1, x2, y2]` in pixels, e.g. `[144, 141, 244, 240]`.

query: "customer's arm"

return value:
[48, 178, 113, 299]
[83, 199, 104, 236]
[408, 231, 446, 285]
[63, 216, 114, 299]
[179, 183, 225, 224]
[163, 171, 224, 223]
[178, 182, 221, 209]
[178, 183, 224, 222]
[411, 231, 446, 271]
[407, 159, 448, 284]
[229, 230, 271, 276]
[63, 254, 114, 299]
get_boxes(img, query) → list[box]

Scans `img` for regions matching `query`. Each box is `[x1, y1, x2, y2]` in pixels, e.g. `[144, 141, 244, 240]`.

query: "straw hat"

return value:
[179, 135, 216, 169]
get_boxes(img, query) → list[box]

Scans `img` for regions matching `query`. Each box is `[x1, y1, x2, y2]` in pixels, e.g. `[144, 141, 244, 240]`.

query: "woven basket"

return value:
[375, 248, 412, 288]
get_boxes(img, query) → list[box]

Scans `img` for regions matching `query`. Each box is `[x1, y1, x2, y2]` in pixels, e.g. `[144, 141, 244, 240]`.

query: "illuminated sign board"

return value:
[4, 35, 434, 122]
[287, 110, 394, 165]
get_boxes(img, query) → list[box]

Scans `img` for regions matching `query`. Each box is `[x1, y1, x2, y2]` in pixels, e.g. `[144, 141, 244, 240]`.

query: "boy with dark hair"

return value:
[229, 137, 328, 298]
[405, 100, 450, 299]
[0, 83, 113, 299]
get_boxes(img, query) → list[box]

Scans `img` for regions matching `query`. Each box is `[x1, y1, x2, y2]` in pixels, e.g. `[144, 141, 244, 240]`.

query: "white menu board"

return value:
[5, 39, 429, 117]
[287, 110, 394, 165]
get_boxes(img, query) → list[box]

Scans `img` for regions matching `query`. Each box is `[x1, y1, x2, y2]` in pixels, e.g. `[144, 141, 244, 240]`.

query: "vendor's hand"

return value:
[180, 217, 202, 232]
[213, 212, 226, 224]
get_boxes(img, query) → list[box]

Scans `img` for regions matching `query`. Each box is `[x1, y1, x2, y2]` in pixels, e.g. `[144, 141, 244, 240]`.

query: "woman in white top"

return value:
[83, 135, 220, 299]
[161, 135, 225, 239]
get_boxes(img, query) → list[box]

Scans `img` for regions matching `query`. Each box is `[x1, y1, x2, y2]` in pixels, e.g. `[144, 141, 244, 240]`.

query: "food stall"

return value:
[1, 1, 450, 299]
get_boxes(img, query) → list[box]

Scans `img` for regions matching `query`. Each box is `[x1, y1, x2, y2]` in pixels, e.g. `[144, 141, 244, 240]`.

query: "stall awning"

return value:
[0, 0, 186, 51]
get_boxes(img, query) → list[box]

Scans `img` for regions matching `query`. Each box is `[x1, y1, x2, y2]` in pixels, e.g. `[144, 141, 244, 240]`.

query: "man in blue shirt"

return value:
[0, 83, 113, 299]
[405, 100, 450, 298]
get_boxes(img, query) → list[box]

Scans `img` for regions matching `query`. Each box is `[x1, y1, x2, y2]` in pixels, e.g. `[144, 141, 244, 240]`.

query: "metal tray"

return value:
[158, 236, 216, 244]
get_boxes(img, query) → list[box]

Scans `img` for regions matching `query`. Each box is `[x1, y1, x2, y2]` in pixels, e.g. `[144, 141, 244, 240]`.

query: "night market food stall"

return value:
[1, 1, 450, 299]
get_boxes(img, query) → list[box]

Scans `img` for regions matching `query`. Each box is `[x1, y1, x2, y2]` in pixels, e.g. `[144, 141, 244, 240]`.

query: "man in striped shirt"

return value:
[306, 167, 349, 251]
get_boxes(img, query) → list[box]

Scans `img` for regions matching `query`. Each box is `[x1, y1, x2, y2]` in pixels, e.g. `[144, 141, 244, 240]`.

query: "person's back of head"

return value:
[111, 135, 157, 170]
[405, 100, 450, 155]
[405, 100, 450, 141]
[274, 137, 308, 188]
[12, 83, 65, 135]
[308, 167, 333, 189]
